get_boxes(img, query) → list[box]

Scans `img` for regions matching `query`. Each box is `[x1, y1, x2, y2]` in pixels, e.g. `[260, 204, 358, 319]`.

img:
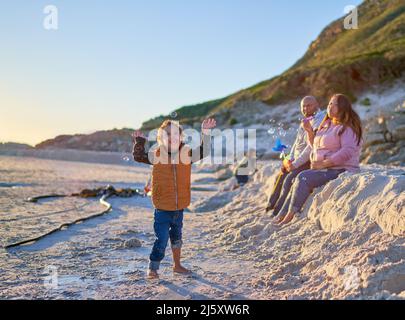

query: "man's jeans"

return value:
[267, 162, 311, 216]
[236, 174, 249, 185]
[149, 209, 184, 271]
[278, 168, 346, 217]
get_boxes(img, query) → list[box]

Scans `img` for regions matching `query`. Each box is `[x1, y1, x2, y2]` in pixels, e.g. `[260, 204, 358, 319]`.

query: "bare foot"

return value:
[272, 214, 286, 225]
[173, 265, 191, 274]
[279, 211, 296, 225]
[147, 269, 159, 279]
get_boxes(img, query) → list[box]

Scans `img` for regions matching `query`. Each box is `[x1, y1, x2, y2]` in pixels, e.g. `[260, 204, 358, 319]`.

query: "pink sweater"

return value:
[310, 120, 362, 172]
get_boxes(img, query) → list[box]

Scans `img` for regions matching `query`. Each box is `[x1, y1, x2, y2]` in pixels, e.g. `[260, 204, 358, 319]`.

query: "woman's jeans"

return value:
[278, 168, 346, 217]
[149, 209, 184, 271]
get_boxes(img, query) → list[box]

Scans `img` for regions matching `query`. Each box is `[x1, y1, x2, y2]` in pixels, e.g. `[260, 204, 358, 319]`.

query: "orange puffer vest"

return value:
[151, 145, 192, 211]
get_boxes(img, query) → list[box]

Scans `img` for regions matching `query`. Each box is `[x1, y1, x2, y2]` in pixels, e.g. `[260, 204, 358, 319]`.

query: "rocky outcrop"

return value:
[362, 101, 405, 166]
[34, 128, 134, 152]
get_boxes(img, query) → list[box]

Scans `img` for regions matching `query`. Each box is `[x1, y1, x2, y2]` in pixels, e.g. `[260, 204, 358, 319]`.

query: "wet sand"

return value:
[0, 155, 255, 299]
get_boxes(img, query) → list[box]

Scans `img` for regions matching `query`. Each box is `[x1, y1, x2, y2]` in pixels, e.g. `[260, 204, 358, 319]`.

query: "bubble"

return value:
[122, 156, 130, 162]
[279, 129, 287, 137]
[170, 111, 178, 119]
[267, 128, 276, 135]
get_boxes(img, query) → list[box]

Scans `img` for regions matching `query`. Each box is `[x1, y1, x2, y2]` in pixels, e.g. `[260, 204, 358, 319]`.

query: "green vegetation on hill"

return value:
[141, 97, 227, 130]
[141, 0, 405, 128]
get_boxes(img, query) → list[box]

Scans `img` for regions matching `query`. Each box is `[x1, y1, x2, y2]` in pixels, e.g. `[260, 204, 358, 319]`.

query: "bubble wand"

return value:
[272, 138, 291, 161]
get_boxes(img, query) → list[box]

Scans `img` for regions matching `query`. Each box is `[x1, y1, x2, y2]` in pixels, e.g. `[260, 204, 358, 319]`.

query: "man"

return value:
[265, 96, 326, 216]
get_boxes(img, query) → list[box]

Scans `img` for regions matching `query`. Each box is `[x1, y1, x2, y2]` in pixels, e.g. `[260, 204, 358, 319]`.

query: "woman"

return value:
[274, 94, 363, 226]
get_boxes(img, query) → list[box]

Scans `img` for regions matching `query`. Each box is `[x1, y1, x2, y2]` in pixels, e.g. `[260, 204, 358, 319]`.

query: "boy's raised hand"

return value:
[132, 130, 146, 142]
[201, 118, 217, 135]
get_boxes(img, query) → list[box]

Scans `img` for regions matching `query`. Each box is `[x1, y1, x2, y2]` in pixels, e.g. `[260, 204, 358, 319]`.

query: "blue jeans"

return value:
[270, 162, 311, 216]
[278, 169, 346, 216]
[235, 174, 249, 185]
[149, 209, 184, 271]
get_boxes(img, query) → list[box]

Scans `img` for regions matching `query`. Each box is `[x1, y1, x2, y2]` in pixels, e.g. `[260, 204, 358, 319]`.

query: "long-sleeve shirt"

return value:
[290, 110, 326, 168]
[311, 119, 362, 172]
[133, 134, 211, 165]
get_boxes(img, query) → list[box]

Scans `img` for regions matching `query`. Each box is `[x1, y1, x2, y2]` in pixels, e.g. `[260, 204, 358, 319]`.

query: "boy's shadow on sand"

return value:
[160, 273, 248, 300]
[8, 197, 152, 253]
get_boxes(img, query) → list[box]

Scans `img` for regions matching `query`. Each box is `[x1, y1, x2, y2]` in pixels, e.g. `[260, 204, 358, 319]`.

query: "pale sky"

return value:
[0, 0, 362, 145]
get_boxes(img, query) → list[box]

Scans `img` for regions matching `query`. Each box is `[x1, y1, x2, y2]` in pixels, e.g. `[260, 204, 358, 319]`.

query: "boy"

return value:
[133, 118, 216, 278]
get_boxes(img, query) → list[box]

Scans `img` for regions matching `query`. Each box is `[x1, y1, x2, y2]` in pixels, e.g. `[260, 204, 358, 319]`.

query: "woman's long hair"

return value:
[330, 94, 362, 145]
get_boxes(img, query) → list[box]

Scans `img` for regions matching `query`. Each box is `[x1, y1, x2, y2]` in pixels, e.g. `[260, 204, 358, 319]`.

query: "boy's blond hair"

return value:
[157, 120, 183, 146]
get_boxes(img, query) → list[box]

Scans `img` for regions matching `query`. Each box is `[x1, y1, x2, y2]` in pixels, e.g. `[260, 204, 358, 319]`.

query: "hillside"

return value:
[142, 0, 405, 128]
[141, 97, 228, 130]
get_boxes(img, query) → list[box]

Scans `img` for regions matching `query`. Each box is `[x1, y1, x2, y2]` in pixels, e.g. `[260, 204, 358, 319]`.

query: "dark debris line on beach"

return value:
[3, 185, 145, 249]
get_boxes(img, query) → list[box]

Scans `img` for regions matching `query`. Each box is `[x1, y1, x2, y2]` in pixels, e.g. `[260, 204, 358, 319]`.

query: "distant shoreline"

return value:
[0, 149, 135, 167]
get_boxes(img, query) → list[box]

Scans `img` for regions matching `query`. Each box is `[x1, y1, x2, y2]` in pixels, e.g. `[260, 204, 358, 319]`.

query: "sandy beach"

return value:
[0, 156, 253, 299]
[0, 155, 404, 300]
